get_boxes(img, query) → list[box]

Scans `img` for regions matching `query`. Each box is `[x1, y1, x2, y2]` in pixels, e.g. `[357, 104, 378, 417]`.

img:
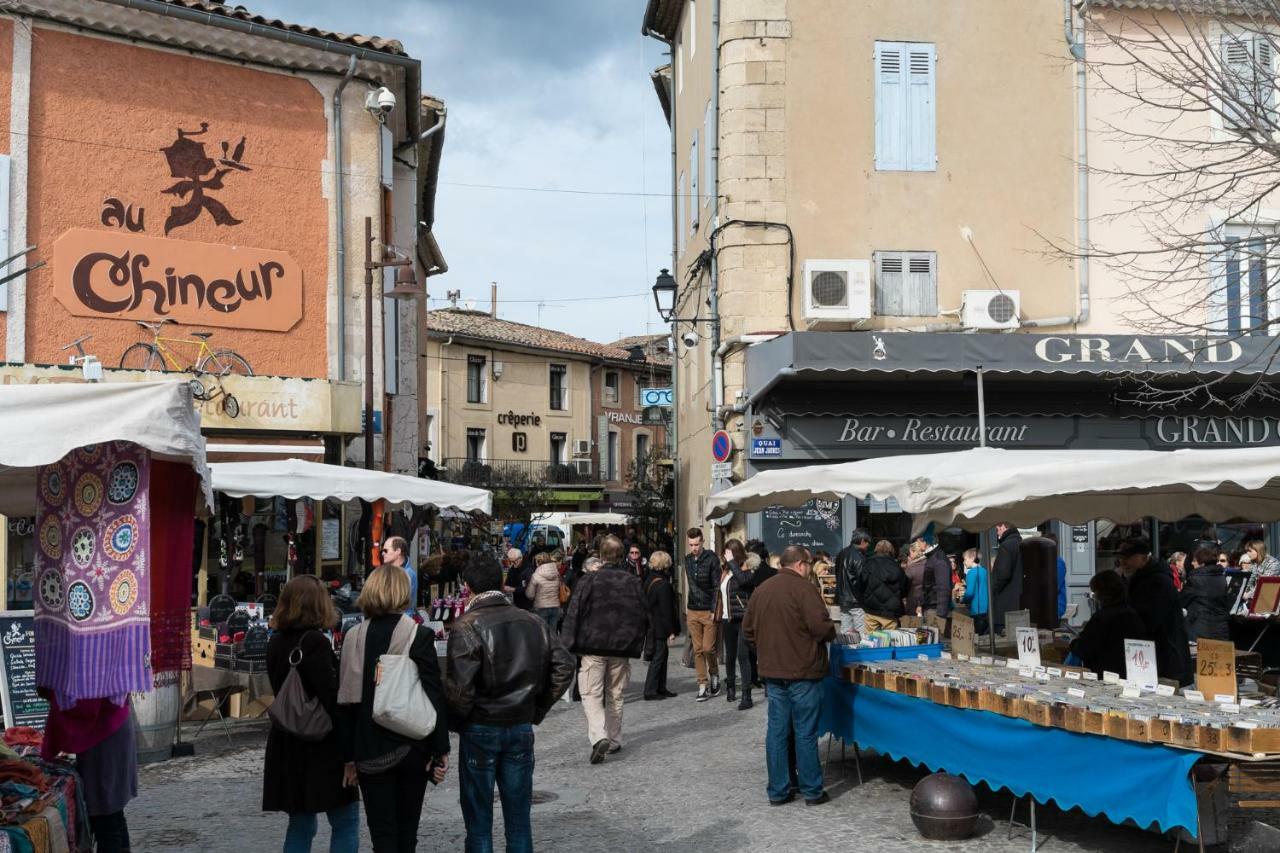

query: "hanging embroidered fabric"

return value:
[35, 442, 153, 707]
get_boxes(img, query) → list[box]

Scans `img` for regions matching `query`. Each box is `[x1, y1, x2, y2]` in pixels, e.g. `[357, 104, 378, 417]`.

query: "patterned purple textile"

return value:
[34, 442, 152, 706]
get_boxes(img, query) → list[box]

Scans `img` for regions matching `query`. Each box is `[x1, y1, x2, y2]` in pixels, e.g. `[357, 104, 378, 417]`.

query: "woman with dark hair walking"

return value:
[714, 539, 758, 710]
[264, 574, 359, 853]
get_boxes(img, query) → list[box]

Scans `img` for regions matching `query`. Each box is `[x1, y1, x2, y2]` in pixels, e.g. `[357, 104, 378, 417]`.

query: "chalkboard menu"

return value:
[761, 499, 844, 558]
[0, 611, 48, 731]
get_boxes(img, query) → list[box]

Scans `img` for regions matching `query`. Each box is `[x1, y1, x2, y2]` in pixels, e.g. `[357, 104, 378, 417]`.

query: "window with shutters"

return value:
[1221, 33, 1277, 131]
[874, 251, 938, 316]
[875, 41, 937, 171]
[549, 363, 568, 410]
[690, 128, 699, 232]
[1210, 224, 1280, 336]
[466, 354, 487, 404]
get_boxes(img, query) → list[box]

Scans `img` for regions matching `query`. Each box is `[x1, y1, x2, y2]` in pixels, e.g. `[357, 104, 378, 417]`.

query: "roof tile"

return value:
[428, 310, 671, 367]
[160, 1, 406, 56]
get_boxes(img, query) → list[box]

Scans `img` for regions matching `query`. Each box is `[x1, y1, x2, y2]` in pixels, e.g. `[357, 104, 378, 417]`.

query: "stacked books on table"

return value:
[859, 625, 942, 649]
[843, 655, 1280, 756]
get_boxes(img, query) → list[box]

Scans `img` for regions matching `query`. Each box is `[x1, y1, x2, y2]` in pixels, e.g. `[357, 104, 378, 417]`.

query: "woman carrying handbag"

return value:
[263, 575, 359, 852]
[339, 566, 451, 853]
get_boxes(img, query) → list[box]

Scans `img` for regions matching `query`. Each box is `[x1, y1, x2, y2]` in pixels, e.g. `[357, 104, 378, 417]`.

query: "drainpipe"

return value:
[1026, 1, 1092, 329]
[398, 106, 446, 152]
[334, 55, 357, 380]
[709, 0, 725, 433]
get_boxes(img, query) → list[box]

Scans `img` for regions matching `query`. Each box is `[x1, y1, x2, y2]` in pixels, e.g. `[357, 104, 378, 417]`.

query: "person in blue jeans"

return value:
[446, 553, 576, 852]
[742, 544, 836, 806]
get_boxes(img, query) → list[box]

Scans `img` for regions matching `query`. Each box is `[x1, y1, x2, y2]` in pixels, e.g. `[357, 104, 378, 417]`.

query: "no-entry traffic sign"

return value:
[711, 430, 732, 463]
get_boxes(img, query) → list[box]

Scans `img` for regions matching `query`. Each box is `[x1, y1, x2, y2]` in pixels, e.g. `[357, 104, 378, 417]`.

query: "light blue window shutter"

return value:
[1223, 34, 1252, 129]
[906, 45, 937, 171]
[875, 43, 906, 171]
[904, 253, 938, 315]
[690, 128, 699, 230]
[875, 252, 904, 315]
[1207, 239, 1232, 333]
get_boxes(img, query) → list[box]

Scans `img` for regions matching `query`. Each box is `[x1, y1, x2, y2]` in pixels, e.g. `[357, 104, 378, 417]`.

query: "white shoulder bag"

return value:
[372, 619, 438, 739]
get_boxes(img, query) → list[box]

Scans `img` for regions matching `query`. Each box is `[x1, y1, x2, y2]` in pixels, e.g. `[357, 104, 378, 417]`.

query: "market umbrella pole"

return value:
[976, 366, 996, 657]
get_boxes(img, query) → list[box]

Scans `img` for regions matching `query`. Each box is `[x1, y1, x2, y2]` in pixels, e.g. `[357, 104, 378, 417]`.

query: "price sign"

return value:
[951, 613, 976, 658]
[0, 612, 48, 731]
[1004, 610, 1031, 637]
[1124, 639, 1158, 691]
[1195, 638, 1237, 703]
[1015, 627, 1041, 668]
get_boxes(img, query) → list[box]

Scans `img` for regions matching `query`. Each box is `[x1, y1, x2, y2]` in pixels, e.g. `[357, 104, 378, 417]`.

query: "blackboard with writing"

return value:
[762, 499, 844, 558]
[0, 611, 48, 731]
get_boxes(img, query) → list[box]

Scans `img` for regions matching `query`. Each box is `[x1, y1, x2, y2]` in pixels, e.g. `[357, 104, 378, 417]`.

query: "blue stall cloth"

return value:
[820, 678, 1202, 835]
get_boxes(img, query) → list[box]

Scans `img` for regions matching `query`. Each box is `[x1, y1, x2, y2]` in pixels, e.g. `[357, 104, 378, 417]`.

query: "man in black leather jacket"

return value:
[446, 553, 575, 851]
[684, 527, 722, 701]
[834, 529, 871, 636]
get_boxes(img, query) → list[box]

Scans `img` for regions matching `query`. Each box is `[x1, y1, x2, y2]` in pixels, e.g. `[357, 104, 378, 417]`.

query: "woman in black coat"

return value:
[1069, 571, 1147, 679]
[263, 575, 359, 853]
[713, 539, 757, 710]
[1180, 546, 1233, 641]
[338, 566, 450, 853]
[642, 551, 679, 702]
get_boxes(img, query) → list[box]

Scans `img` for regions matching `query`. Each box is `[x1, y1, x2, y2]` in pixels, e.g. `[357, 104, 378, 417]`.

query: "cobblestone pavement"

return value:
[134, 657, 1207, 852]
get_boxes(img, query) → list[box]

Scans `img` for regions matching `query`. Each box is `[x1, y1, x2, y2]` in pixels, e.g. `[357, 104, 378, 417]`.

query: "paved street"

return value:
[132, 654, 1198, 852]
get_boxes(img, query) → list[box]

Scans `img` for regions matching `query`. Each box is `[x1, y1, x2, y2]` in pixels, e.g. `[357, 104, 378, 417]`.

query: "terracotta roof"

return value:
[641, 0, 682, 41]
[1084, 0, 1270, 13]
[429, 310, 671, 369]
[158, 0, 407, 56]
[610, 333, 673, 366]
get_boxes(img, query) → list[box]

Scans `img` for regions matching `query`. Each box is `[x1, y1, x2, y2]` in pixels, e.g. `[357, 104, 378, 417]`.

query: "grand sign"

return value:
[764, 414, 1280, 460]
[1032, 337, 1244, 365]
[53, 228, 303, 331]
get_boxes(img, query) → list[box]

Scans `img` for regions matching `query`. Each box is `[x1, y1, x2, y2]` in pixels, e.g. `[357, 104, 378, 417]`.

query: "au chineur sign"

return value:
[53, 228, 303, 332]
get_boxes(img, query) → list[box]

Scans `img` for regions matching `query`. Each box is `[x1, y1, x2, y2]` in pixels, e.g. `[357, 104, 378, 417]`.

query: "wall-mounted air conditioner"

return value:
[572, 439, 592, 457]
[962, 289, 1021, 330]
[802, 259, 872, 322]
[574, 459, 593, 477]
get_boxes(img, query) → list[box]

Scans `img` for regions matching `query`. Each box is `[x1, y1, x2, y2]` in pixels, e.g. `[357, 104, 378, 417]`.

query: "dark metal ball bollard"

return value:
[910, 772, 979, 840]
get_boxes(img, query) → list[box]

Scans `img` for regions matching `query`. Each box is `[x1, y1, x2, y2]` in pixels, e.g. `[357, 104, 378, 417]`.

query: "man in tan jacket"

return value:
[743, 545, 835, 807]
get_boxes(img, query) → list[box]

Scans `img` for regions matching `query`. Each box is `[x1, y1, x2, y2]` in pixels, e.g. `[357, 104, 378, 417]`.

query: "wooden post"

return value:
[196, 518, 210, 607]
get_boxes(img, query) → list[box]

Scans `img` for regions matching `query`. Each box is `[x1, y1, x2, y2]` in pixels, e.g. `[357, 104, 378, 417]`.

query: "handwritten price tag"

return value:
[1124, 639, 1158, 691]
[951, 613, 976, 658]
[1016, 627, 1041, 668]
[1196, 638, 1237, 703]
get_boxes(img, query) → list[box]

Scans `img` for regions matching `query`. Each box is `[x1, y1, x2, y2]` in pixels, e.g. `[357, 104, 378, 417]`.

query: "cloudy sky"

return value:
[253, 0, 673, 343]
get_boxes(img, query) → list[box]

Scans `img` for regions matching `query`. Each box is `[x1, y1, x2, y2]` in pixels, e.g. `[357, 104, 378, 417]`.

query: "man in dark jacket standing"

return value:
[855, 540, 909, 630]
[560, 535, 649, 764]
[1119, 538, 1193, 685]
[743, 545, 835, 807]
[1180, 546, 1232, 641]
[642, 551, 680, 700]
[991, 523, 1023, 634]
[834, 529, 871, 635]
[922, 542, 953, 620]
[447, 553, 576, 853]
[684, 527, 721, 701]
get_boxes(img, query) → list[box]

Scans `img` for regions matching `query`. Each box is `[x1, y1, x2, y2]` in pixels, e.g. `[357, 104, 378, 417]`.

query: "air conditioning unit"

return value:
[572, 439, 592, 457]
[962, 289, 1021, 330]
[574, 459, 593, 477]
[802, 260, 872, 322]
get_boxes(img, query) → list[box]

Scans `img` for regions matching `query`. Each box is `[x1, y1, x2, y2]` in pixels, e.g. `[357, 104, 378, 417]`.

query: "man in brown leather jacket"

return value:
[446, 553, 575, 852]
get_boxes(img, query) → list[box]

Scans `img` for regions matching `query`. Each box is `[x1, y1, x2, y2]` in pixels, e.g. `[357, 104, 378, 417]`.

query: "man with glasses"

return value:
[624, 545, 648, 580]
[743, 545, 834, 806]
[381, 536, 419, 620]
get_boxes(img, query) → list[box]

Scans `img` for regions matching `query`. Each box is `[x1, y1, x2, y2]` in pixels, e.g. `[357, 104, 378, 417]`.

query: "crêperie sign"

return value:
[761, 499, 843, 558]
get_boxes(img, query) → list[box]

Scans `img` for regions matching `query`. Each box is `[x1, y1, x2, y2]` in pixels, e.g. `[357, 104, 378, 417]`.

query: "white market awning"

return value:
[209, 458, 492, 515]
[0, 380, 212, 515]
[705, 446, 1280, 534]
[532, 511, 631, 527]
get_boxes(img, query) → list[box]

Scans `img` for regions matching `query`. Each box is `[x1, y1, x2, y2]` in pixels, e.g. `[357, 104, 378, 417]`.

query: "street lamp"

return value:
[364, 216, 421, 473]
[651, 268, 677, 322]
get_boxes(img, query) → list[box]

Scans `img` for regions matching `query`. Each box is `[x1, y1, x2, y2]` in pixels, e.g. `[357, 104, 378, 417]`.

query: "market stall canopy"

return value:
[533, 511, 631, 527]
[705, 446, 1280, 534]
[0, 380, 212, 515]
[210, 458, 492, 515]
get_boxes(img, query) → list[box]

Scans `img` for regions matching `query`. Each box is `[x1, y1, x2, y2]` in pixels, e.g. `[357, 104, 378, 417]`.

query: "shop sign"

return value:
[1153, 415, 1277, 445]
[1032, 336, 1243, 365]
[640, 387, 672, 407]
[606, 411, 644, 425]
[53, 228, 303, 332]
[497, 411, 542, 427]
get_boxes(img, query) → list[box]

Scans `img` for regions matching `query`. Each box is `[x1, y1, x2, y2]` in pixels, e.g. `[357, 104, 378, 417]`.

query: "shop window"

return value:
[1212, 224, 1279, 336]
[466, 428, 486, 462]
[549, 364, 568, 410]
[467, 355, 487, 404]
[604, 371, 620, 405]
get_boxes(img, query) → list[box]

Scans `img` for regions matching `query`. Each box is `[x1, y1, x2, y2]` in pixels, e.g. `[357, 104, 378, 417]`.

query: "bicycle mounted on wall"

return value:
[117, 319, 252, 418]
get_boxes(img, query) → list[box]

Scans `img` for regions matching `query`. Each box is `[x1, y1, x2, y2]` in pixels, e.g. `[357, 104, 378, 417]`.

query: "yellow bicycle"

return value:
[119, 319, 251, 417]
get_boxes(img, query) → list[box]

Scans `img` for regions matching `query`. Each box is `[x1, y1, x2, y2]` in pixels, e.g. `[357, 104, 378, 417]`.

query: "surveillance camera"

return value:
[681, 330, 699, 348]
[366, 86, 396, 117]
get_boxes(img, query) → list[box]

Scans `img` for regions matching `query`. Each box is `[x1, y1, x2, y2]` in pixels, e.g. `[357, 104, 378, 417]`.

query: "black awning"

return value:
[746, 331, 1280, 407]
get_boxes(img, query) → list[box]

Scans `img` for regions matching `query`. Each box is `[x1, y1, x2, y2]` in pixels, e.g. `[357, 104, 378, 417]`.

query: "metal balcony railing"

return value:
[440, 457, 598, 487]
